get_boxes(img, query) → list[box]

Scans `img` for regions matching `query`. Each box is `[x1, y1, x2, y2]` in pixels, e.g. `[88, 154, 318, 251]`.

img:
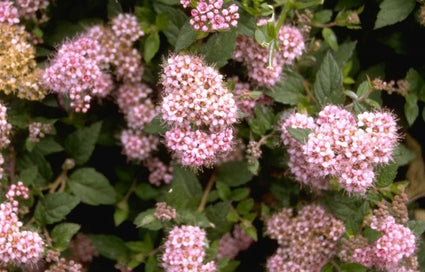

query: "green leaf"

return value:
[320, 263, 333, 272]
[114, 200, 129, 226]
[264, 69, 306, 105]
[143, 114, 168, 134]
[145, 255, 158, 272]
[231, 188, 250, 201]
[64, 122, 102, 165]
[216, 181, 231, 200]
[312, 10, 333, 24]
[356, 81, 369, 98]
[201, 31, 237, 68]
[374, 0, 415, 29]
[89, 234, 130, 261]
[134, 183, 160, 200]
[35, 137, 64, 155]
[144, 32, 160, 63]
[134, 209, 163, 230]
[340, 263, 367, 272]
[362, 227, 382, 243]
[217, 161, 253, 187]
[313, 52, 344, 106]
[68, 168, 116, 205]
[165, 164, 202, 210]
[235, 10, 256, 36]
[334, 41, 357, 68]
[406, 68, 425, 100]
[236, 198, 254, 216]
[405, 93, 419, 126]
[107, 0, 123, 19]
[51, 223, 80, 251]
[406, 220, 425, 236]
[19, 166, 38, 187]
[153, 3, 187, 46]
[155, 13, 169, 31]
[322, 28, 339, 51]
[205, 201, 231, 236]
[392, 144, 416, 166]
[174, 209, 211, 228]
[247, 106, 274, 136]
[286, 127, 311, 144]
[35, 192, 80, 225]
[375, 162, 398, 188]
[175, 21, 197, 52]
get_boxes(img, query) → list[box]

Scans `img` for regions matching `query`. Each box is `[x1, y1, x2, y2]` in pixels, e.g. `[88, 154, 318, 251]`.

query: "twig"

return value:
[197, 173, 216, 212]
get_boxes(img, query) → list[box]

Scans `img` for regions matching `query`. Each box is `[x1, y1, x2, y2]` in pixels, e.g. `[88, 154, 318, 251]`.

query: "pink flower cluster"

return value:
[217, 224, 254, 260]
[0, 1, 19, 25]
[15, 0, 49, 19]
[28, 121, 52, 142]
[161, 225, 216, 272]
[0, 182, 44, 268]
[181, 0, 239, 32]
[161, 54, 238, 166]
[340, 213, 417, 271]
[43, 13, 144, 112]
[0, 103, 11, 179]
[45, 250, 83, 272]
[69, 233, 99, 265]
[265, 205, 345, 272]
[233, 24, 305, 87]
[120, 129, 159, 161]
[154, 202, 177, 220]
[145, 157, 173, 187]
[281, 105, 399, 193]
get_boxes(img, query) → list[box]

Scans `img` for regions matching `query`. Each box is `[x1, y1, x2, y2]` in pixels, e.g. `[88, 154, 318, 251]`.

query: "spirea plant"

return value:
[2, 0, 425, 271]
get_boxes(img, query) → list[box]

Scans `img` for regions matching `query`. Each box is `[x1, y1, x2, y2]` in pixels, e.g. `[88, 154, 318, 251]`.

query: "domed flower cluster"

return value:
[28, 122, 52, 142]
[14, 0, 49, 19]
[120, 129, 159, 161]
[145, 157, 173, 187]
[0, 103, 11, 179]
[181, 0, 239, 32]
[45, 250, 83, 272]
[154, 202, 177, 221]
[69, 233, 99, 266]
[0, 1, 19, 25]
[0, 23, 47, 100]
[0, 182, 44, 268]
[43, 13, 144, 112]
[339, 212, 417, 271]
[161, 225, 216, 272]
[161, 54, 238, 167]
[217, 224, 254, 260]
[265, 205, 345, 272]
[233, 24, 305, 87]
[281, 105, 399, 193]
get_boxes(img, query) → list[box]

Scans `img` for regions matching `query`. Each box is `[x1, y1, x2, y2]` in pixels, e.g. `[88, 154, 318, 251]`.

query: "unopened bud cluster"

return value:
[217, 224, 254, 260]
[161, 54, 238, 167]
[266, 204, 345, 272]
[181, 0, 239, 32]
[0, 182, 44, 268]
[45, 250, 83, 272]
[161, 225, 216, 271]
[154, 202, 177, 220]
[28, 122, 52, 142]
[281, 105, 399, 193]
[233, 23, 305, 87]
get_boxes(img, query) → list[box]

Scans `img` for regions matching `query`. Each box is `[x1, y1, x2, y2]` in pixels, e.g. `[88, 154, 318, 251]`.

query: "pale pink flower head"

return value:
[120, 129, 159, 161]
[277, 26, 305, 64]
[111, 13, 144, 47]
[15, 0, 49, 19]
[0, 1, 19, 25]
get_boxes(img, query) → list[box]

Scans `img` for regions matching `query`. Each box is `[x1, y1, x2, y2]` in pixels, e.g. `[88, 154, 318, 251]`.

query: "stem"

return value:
[330, 259, 342, 272]
[302, 80, 319, 105]
[275, 3, 291, 34]
[48, 158, 75, 193]
[197, 174, 216, 212]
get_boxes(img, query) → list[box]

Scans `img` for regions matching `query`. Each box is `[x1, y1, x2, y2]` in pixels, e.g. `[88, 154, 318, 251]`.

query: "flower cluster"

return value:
[69, 233, 99, 266]
[145, 157, 173, 187]
[43, 13, 144, 112]
[161, 54, 238, 167]
[120, 129, 159, 161]
[28, 122, 52, 142]
[45, 250, 83, 272]
[181, 0, 239, 32]
[0, 182, 44, 268]
[217, 224, 254, 260]
[161, 225, 216, 272]
[339, 210, 417, 271]
[265, 204, 345, 272]
[281, 105, 399, 193]
[0, 0, 18, 24]
[0, 23, 47, 100]
[233, 24, 305, 87]
[15, 0, 49, 19]
[154, 202, 177, 220]
[0, 103, 11, 179]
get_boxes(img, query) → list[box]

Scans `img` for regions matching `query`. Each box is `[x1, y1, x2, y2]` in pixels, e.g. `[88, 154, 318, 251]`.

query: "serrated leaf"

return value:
[322, 28, 339, 51]
[89, 234, 130, 261]
[374, 0, 415, 29]
[205, 201, 231, 236]
[165, 164, 202, 210]
[406, 220, 425, 236]
[51, 223, 80, 251]
[362, 227, 382, 243]
[143, 114, 168, 134]
[134, 183, 160, 201]
[107, 0, 123, 19]
[393, 144, 416, 166]
[134, 209, 163, 230]
[175, 21, 197, 52]
[264, 70, 306, 105]
[356, 81, 369, 98]
[314, 52, 344, 106]
[153, 3, 187, 46]
[375, 162, 398, 188]
[64, 122, 102, 165]
[19, 166, 38, 186]
[68, 168, 116, 205]
[35, 136, 64, 155]
[236, 198, 254, 215]
[405, 93, 419, 126]
[286, 127, 311, 144]
[201, 31, 237, 68]
[216, 181, 231, 200]
[144, 32, 160, 63]
[35, 192, 80, 225]
[231, 188, 250, 201]
[313, 10, 333, 24]
[217, 161, 253, 187]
